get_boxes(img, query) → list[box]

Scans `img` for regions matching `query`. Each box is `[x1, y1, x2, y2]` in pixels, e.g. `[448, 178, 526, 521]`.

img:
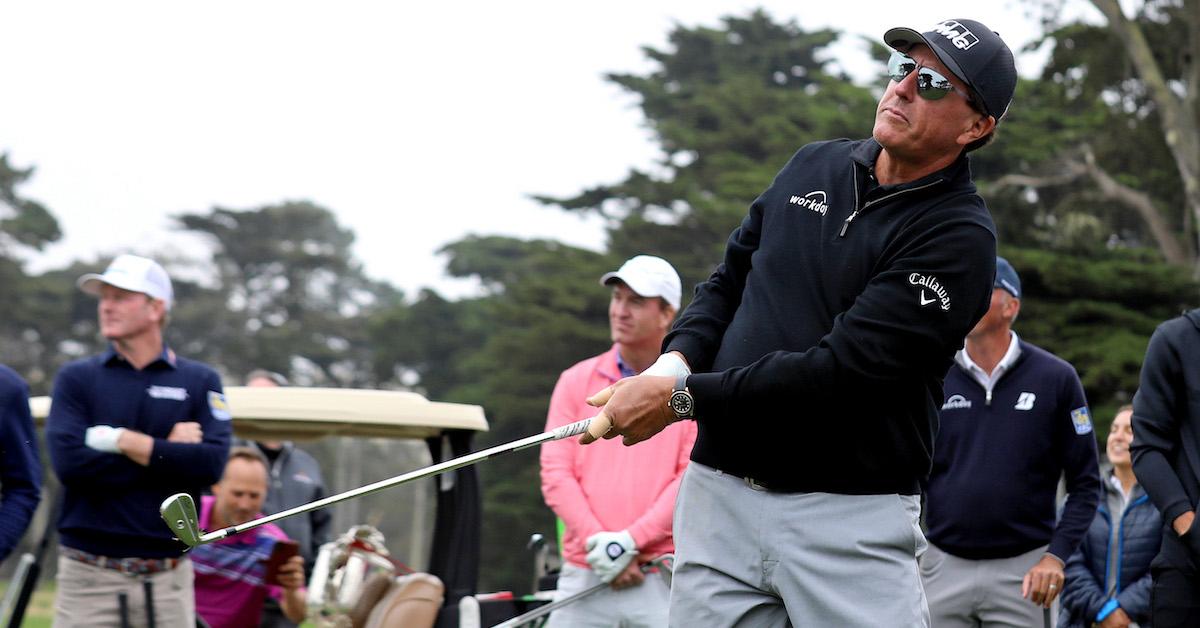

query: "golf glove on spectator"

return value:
[585, 530, 636, 583]
[85, 425, 126, 453]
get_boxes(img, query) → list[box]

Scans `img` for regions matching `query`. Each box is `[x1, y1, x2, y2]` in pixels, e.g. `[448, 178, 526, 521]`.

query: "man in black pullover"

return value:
[1131, 308, 1200, 624]
[922, 257, 1100, 626]
[583, 19, 1016, 626]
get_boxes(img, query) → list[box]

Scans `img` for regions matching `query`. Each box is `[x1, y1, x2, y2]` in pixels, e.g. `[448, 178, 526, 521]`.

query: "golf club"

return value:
[161, 414, 613, 548]
[491, 554, 674, 628]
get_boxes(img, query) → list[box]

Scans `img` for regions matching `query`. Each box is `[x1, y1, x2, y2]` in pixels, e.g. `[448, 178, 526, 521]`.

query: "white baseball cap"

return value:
[599, 255, 682, 310]
[77, 254, 174, 310]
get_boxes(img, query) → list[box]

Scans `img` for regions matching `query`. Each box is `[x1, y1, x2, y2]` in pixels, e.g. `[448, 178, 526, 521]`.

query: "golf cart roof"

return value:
[29, 386, 489, 440]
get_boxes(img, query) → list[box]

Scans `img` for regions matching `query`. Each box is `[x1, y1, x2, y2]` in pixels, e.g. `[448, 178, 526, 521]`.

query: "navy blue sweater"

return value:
[666, 138, 996, 495]
[1058, 476, 1160, 628]
[0, 364, 41, 563]
[46, 347, 231, 558]
[926, 340, 1101, 561]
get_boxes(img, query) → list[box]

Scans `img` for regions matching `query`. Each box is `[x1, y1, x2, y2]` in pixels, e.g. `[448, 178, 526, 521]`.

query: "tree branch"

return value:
[988, 146, 1189, 266]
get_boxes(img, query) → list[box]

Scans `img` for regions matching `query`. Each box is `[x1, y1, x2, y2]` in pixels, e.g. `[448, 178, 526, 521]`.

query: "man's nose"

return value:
[894, 71, 918, 100]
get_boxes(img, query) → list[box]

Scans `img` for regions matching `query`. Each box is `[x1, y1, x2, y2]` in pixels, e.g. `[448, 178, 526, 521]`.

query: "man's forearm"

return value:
[117, 430, 155, 466]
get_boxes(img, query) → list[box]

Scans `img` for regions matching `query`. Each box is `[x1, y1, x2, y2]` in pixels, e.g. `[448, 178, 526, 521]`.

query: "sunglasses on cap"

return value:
[887, 51, 976, 105]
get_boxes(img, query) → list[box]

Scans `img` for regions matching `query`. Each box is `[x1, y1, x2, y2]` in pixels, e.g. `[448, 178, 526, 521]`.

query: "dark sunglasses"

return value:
[887, 51, 975, 104]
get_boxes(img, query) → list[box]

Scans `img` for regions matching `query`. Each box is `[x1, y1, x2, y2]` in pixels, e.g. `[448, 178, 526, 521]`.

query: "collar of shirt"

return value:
[102, 344, 178, 369]
[615, 351, 638, 379]
[955, 331, 1021, 391]
[1107, 472, 1135, 510]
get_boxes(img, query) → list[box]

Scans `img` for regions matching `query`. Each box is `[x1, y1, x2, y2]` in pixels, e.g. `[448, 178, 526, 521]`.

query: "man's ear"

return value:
[958, 113, 996, 147]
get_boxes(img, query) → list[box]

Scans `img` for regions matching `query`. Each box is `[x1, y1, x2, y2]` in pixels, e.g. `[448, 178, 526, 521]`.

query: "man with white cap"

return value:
[540, 255, 696, 627]
[46, 254, 232, 626]
[583, 18, 1018, 626]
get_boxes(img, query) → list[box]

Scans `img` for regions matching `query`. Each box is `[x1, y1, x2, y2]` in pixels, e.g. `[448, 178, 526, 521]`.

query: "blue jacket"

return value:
[46, 346, 231, 558]
[0, 364, 41, 563]
[1059, 475, 1161, 627]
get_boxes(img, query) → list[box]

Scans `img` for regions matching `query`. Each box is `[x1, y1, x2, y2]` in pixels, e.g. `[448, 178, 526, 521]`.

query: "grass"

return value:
[1, 579, 319, 627]
[0, 579, 54, 628]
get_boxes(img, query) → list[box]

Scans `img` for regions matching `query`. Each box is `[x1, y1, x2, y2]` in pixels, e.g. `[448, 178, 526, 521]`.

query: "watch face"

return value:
[670, 390, 693, 418]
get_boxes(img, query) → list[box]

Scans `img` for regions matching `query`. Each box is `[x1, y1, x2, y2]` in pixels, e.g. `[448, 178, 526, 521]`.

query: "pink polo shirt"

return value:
[540, 345, 697, 568]
[190, 496, 295, 628]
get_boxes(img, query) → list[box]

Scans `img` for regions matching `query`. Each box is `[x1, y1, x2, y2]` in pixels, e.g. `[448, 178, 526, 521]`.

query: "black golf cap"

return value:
[884, 19, 1017, 122]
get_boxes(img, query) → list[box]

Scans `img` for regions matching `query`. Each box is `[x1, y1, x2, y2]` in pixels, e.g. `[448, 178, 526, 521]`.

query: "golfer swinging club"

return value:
[583, 19, 1017, 626]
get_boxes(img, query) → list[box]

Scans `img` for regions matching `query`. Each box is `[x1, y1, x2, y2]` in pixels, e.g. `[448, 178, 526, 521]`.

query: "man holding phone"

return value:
[191, 446, 307, 628]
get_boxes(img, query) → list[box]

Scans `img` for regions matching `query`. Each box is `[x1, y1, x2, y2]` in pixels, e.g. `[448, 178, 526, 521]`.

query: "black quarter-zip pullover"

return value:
[666, 138, 997, 495]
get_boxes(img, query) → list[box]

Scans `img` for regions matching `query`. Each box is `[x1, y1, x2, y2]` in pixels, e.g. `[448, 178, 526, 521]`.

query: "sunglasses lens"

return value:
[888, 52, 916, 82]
[916, 69, 951, 100]
[887, 51, 957, 101]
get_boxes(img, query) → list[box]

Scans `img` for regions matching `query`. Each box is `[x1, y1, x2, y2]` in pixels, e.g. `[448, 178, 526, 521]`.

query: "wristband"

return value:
[1096, 598, 1119, 622]
[642, 352, 690, 379]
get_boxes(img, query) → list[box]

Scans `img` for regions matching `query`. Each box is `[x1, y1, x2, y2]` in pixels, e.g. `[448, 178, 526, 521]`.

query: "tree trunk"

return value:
[1090, 0, 1200, 277]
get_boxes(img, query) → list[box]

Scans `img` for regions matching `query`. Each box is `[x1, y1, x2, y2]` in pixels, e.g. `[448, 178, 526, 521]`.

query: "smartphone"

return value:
[261, 539, 300, 585]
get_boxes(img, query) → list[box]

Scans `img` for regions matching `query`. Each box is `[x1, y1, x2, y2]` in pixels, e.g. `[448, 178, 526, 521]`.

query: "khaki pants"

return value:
[54, 554, 195, 628]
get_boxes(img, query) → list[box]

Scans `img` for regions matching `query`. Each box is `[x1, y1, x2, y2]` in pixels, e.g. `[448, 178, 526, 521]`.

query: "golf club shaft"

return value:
[199, 415, 601, 544]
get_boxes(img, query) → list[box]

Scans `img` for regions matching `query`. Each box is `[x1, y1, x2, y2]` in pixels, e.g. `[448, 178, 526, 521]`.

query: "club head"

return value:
[159, 493, 202, 548]
[527, 533, 545, 550]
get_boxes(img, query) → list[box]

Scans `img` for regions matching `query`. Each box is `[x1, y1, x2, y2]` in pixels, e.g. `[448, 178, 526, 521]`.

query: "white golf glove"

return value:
[641, 352, 690, 379]
[85, 425, 127, 453]
[585, 530, 637, 583]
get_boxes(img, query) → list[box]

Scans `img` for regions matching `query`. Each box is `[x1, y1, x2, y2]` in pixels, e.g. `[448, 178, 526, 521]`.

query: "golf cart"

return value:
[14, 386, 562, 628]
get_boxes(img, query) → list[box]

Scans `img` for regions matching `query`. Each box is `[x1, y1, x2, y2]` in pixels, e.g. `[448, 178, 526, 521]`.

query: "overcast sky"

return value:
[0, 1, 1091, 297]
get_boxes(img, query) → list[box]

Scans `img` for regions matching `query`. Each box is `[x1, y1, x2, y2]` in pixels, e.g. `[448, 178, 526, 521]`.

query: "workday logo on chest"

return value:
[789, 191, 829, 216]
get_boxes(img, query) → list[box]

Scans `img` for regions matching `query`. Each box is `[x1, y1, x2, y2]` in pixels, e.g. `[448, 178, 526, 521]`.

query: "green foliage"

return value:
[174, 201, 400, 386]
[1003, 246, 1197, 437]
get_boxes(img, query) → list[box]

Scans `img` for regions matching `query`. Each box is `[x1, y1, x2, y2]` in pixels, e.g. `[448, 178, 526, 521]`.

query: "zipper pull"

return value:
[839, 210, 859, 237]
[986, 389, 992, 406]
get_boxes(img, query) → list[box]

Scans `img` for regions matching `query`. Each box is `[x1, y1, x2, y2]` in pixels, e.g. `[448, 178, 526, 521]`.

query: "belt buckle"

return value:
[744, 476, 770, 492]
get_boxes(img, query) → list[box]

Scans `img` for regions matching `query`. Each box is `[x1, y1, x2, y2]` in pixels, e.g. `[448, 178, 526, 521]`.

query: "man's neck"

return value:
[112, 333, 165, 370]
[964, 329, 1013, 376]
[617, 341, 663, 375]
[874, 147, 958, 186]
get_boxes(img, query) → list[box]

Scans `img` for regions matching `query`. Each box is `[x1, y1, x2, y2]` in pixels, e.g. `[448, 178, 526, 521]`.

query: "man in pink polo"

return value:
[540, 255, 696, 627]
[190, 446, 308, 628]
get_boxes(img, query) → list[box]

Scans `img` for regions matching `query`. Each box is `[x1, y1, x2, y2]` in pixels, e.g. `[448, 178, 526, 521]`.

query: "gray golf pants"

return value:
[669, 462, 930, 627]
[921, 543, 1055, 628]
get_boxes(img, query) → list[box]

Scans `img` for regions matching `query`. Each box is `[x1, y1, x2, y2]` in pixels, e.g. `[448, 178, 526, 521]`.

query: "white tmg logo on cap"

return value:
[933, 20, 979, 50]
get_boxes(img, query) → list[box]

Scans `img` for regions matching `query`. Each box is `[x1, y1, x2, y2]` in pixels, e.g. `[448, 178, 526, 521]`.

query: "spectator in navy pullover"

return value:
[923, 257, 1101, 626]
[46, 254, 231, 627]
[1060, 405, 1160, 628]
[0, 363, 41, 564]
